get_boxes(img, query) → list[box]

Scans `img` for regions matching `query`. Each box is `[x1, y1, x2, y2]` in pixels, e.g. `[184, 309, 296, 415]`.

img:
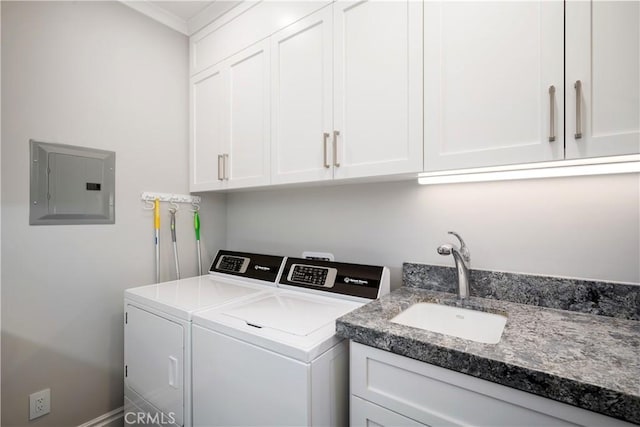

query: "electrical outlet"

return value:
[29, 388, 50, 420]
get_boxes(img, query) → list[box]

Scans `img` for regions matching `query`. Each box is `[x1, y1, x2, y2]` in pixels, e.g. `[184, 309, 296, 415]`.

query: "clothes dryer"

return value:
[124, 251, 285, 427]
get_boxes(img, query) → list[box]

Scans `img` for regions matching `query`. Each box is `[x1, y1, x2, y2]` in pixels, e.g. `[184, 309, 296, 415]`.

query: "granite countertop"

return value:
[336, 286, 640, 424]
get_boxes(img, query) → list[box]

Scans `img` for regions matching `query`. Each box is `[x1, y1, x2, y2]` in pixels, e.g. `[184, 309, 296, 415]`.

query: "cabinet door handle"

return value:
[574, 80, 583, 139]
[333, 130, 340, 167]
[223, 154, 229, 180]
[323, 132, 330, 168]
[548, 85, 556, 142]
[217, 155, 224, 181]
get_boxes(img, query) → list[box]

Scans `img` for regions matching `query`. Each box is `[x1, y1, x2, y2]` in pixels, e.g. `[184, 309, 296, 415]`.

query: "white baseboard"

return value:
[78, 406, 124, 427]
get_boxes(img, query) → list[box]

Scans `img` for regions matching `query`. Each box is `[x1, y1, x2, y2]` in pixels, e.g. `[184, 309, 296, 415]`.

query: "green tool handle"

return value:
[194, 211, 201, 240]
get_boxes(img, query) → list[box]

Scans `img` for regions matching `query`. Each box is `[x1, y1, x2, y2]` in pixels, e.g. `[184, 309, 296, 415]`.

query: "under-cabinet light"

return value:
[418, 155, 640, 185]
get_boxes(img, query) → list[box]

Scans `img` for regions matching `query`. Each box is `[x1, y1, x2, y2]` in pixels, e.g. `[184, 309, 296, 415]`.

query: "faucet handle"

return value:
[447, 231, 470, 262]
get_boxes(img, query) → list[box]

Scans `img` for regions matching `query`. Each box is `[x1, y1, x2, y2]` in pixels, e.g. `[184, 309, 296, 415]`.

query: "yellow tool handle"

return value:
[154, 199, 160, 229]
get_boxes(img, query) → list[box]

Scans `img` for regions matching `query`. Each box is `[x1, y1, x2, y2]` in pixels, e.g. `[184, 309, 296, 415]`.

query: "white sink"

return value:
[390, 302, 507, 344]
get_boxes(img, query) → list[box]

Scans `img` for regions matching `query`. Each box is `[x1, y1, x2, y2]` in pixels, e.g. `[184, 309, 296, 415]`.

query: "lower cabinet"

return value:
[350, 341, 634, 427]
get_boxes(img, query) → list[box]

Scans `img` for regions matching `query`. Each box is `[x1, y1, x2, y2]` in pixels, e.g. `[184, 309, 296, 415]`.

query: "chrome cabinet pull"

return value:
[323, 132, 330, 168]
[333, 130, 340, 167]
[574, 80, 582, 139]
[548, 85, 556, 142]
[223, 154, 229, 180]
[217, 155, 224, 181]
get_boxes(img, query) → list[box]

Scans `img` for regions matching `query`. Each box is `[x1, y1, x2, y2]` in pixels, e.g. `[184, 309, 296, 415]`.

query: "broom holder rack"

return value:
[141, 192, 201, 209]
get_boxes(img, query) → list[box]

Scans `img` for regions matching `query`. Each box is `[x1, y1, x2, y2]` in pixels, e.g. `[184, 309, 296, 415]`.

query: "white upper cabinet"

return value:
[424, 0, 639, 173]
[190, 41, 271, 191]
[271, 1, 423, 185]
[191, 2, 330, 76]
[271, 7, 334, 185]
[424, 1, 565, 172]
[190, 0, 638, 191]
[333, 0, 423, 179]
[226, 41, 271, 189]
[565, 1, 640, 159]
[193, 1, 422, 191]
[191, 65, 227, 192]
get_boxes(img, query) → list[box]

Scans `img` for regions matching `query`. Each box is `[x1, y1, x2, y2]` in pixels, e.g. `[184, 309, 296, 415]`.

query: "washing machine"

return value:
[124, 250, 285, 427]
[191, 257, 390, 426]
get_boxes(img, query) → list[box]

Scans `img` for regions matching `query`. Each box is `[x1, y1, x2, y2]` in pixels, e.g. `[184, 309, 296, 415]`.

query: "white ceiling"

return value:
[122, 0, 241, 36]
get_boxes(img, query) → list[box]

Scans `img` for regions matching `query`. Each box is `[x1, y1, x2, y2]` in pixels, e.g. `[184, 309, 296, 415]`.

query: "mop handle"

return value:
[154, 199, 160, 231]
[194, 211, 202, 276]
[154, 199, 160, 283]
[170, 210, 177, 242]
[170, 209, 180, 279]
[194, 211, 200, 241]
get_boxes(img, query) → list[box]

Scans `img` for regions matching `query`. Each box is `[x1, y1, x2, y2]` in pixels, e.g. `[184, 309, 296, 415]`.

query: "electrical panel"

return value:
[29, 140, 115, 225]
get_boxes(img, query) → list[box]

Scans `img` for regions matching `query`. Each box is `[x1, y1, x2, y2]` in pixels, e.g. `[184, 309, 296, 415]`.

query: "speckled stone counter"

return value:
[336, 269, 640, 424]
[403, 263, 640, 320]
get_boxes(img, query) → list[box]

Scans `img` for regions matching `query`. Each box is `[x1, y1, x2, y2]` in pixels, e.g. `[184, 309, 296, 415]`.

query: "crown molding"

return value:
[120, 1, 189, 35]
[187, 1, 243, 35]
[121, 1, 247, 36]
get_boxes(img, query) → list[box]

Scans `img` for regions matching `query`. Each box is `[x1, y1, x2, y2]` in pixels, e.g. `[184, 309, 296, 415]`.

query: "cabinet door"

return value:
[351, 342, 631, 427]
[565, 1, 640, 159]
[226, 40, 271, 189]
[351, 396, 425, 427]
[333, 1, 423, 179]
[271, 6, 334, 185]
[424, 1, 564, 171]
[190, 66, 227, 191]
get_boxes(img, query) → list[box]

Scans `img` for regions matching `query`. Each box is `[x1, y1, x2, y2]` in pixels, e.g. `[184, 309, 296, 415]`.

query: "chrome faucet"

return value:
[437, 231, 471, 299]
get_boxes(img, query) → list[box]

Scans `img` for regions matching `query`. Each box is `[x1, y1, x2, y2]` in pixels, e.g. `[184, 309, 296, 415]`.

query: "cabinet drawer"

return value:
[351, 395, 425, 427]
[350, 342, 632, 427]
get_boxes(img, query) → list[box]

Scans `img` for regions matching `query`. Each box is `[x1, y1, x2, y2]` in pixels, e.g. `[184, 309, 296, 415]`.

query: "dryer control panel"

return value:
[216, 255, 250, 274]
[279, 258, 389, 300]
[210, 250, 285, 283]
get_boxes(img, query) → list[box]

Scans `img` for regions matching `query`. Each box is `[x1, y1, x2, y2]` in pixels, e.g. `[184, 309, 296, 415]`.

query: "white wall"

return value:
[227, 174, 640, 288]
[1, 2, 225, 425]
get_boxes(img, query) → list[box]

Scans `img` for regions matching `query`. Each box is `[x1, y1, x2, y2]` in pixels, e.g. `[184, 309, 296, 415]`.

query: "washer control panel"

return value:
[279, 257, 386, 299]
[210, 250, 285, 283]
[287, 264, 337, 288]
